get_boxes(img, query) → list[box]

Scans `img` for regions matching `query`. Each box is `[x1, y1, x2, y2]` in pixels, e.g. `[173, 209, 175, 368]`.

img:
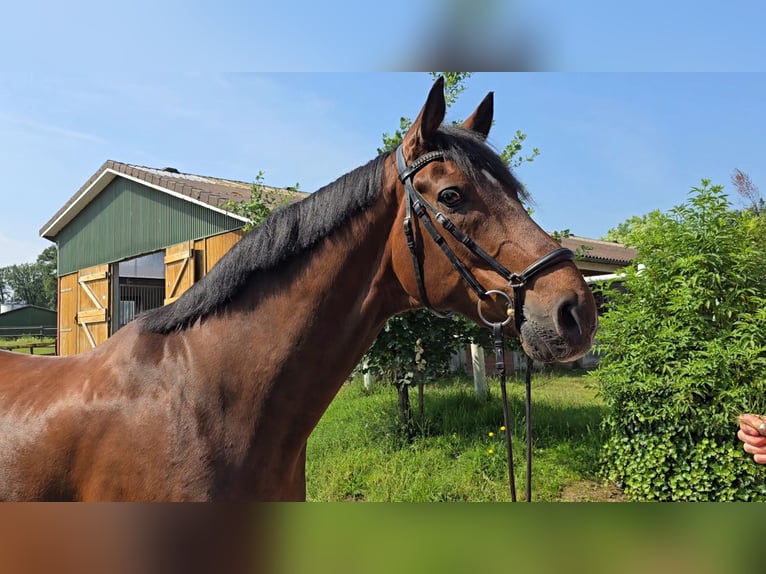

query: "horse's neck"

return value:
[187, 185, 406, 461]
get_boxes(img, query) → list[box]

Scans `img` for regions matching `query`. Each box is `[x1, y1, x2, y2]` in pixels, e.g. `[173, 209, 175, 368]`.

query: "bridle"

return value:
[396, 145, 574, 331]
[396, 145, 575, 501]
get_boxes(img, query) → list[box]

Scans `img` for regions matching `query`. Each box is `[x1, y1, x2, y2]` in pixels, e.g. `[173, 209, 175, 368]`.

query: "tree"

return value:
[731, 168, 764, 214]
[363, 311, 480, 429]
[601, 212, 661, 246]
[379, 73, 540, 170]
[364, 73, 539, 429]
[36, 245, 58, 309]
[596, 181, 766, 501]
[3, 263, 47, 307]
[0, 246, 58, 309]
[0, 268, 10, 304]
[225, 171, 299, 231]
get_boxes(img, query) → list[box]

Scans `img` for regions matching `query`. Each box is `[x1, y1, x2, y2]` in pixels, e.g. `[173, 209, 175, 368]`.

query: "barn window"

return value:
[115, 252, 165, 330]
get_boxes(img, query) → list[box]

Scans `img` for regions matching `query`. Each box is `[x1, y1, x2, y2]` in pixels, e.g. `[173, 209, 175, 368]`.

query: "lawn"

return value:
[0, 336, 56, 355]
[306, 369, 625, 502]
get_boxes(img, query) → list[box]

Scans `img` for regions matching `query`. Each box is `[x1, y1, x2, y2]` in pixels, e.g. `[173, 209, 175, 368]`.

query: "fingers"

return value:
[739, 421, 762, 438]
[741, 434, 766, 452]
[737, 415, 766, 465]
[737, 414, 766, 435]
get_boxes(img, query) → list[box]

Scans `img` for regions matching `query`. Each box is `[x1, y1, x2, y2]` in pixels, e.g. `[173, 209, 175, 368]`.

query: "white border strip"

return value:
[583, 264, 644, 285]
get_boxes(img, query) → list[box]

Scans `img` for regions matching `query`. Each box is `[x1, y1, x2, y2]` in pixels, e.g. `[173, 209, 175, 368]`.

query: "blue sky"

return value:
[1, 73, 764, 267]
[2, 1, 764, 71]
[0, 1, 764, 267]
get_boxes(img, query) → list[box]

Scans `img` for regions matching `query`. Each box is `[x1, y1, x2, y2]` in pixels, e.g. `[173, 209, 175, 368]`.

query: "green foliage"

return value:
[551, 228, 592, 260]
[36, 245, 58, 309]
[0, 268, 9, 304]
[500, 129, 540, 170]
[4, 264, 46, 307]
[363, 312, 486, 385]
[0, 245, 58, 309]
[596, 181, 766, 501]
[551, 228, 572, 243]
[601, 211, 661, 246]
[378, 116, 412, 155]
[427, 72, 473, 107]
[224, 171, 298, 231]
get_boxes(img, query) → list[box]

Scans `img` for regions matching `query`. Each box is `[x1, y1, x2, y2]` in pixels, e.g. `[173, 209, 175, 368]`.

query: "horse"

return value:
[0, 77, 597, 501]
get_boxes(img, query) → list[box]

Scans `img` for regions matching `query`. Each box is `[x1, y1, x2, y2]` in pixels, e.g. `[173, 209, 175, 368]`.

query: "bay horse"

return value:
[0, 78, 597, 501]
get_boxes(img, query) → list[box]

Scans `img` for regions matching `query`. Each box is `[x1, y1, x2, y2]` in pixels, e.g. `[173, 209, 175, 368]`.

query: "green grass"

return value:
[306, 370, 612, 502]
[0, 336, 56, 355]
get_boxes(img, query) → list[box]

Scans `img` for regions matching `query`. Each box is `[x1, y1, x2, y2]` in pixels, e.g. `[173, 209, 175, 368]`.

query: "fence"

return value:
[0, 326, 57, 340]
[0, 326, 57, 354]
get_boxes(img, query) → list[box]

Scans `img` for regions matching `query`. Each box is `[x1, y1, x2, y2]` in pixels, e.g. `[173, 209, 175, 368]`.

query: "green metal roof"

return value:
[0, 305, 56, 328]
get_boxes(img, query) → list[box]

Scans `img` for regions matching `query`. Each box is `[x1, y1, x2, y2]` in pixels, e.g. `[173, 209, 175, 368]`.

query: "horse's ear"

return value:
[402, 76, 446, 159]
[462, 92, 493, 140]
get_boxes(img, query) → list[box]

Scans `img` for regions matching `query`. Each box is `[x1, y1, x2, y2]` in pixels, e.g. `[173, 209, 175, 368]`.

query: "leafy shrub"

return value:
[597, 181, 766, 500]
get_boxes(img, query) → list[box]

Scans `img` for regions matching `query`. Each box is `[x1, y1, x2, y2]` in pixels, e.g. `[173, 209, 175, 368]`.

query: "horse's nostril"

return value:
[556, 293, 583, 337]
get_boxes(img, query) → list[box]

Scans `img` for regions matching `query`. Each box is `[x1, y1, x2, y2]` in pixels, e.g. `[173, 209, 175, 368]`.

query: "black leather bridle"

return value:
[396, 145, 575, 501]
[396, 145, 574, 329]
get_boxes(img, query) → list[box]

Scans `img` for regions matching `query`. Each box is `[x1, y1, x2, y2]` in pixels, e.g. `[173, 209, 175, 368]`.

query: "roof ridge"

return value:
[558, 235, 636, 265]
[564, 234, 626, 246]
[122, 162, 257, 187]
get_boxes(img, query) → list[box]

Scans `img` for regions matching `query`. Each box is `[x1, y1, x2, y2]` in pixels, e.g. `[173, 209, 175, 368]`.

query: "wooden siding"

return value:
[165, 230, 245, 305]
[55, 177, 244, 276]
[193, 229, 246, 279]
[58, 273, 78, 356]
[164, 241, 196, 304]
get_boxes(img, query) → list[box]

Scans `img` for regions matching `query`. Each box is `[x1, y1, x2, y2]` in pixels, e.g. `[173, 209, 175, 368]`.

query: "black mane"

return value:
[140, 126, 525, 334]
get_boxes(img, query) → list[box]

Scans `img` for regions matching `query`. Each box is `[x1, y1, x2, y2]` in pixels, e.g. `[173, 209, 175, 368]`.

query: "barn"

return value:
[0, 304, 57, 338]
[41, 160, 634, 358]
[40, 160, 303, 356]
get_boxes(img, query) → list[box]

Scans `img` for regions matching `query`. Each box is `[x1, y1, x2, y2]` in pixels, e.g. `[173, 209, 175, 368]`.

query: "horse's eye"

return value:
[438, 188, 463, 207]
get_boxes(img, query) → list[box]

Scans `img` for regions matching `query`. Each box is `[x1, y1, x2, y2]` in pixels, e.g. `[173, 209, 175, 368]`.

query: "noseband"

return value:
[396, 145, 576, 502]
[396, 145, 574, 329]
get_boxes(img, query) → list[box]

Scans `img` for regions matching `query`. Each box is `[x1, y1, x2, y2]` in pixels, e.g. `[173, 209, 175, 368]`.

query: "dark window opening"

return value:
[115, 252, 165, 331]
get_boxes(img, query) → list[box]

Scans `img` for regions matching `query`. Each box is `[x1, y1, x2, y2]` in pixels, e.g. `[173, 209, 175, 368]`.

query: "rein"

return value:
[396, 145, 575, 502]
[492, 318, 533, 502]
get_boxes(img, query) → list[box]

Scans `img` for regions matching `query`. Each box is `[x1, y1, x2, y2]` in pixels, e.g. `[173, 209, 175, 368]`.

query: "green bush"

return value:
[597, 181, 766, 501]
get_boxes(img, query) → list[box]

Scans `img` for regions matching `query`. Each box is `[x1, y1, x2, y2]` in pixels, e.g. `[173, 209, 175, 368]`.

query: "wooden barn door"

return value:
[195, 229, 245, 279]
[164, 241, 195, 304]
[76, 264, 110, 352]
[58, 273, 78, 356]
[203, 230, 244, 273]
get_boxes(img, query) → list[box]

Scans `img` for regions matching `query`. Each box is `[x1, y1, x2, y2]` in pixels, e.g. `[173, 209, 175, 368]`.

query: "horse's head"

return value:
[390, 77, 597, 363]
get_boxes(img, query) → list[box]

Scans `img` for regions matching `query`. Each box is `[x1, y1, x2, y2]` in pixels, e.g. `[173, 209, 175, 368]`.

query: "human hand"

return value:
[737, 414, 766, 465]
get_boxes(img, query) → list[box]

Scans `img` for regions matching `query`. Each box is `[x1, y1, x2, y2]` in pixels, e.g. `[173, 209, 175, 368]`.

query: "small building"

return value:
[0, 304, 57, 338]
[559, 235, 636, 279]
[40, 160, 303, 356]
